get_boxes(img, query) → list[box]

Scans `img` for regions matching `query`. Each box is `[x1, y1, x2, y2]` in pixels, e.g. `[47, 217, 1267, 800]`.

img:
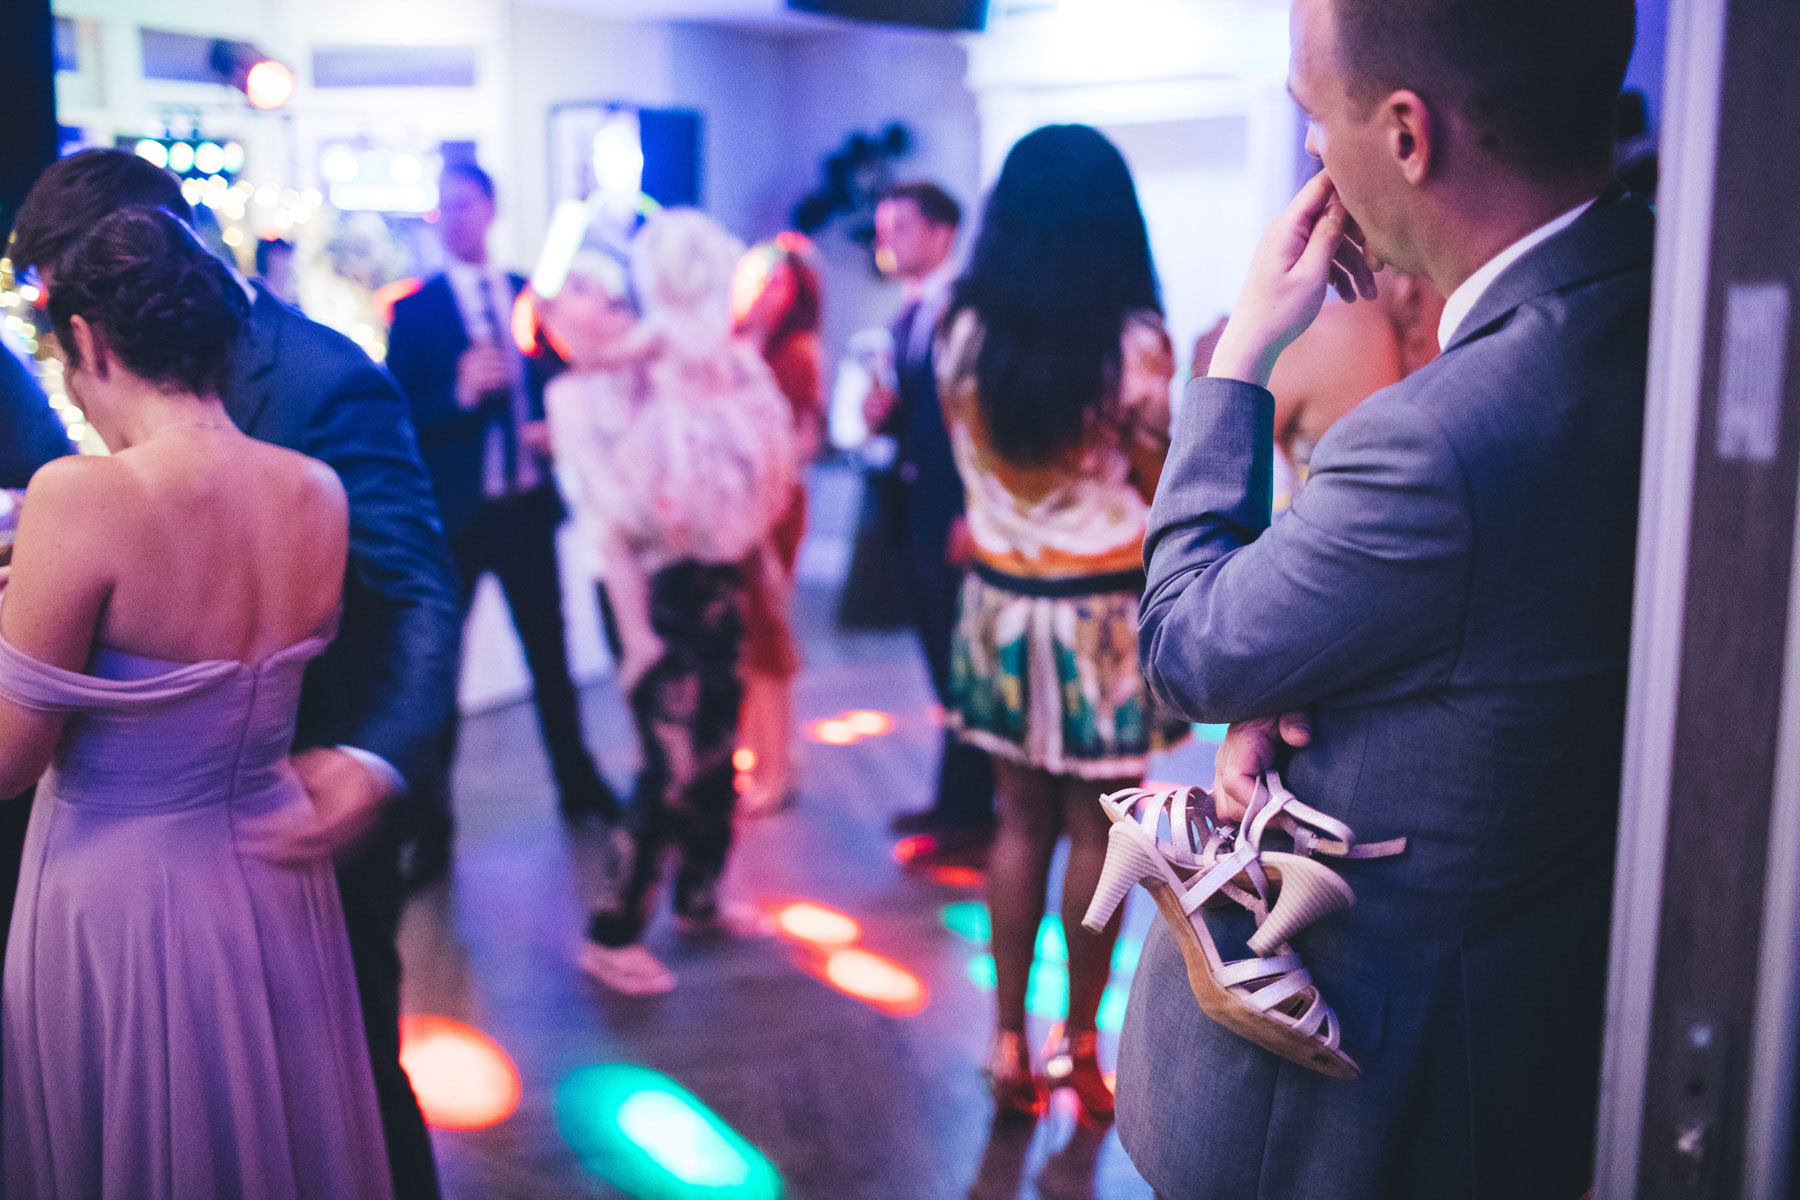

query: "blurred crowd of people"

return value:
[0, 0, 1658, 1195]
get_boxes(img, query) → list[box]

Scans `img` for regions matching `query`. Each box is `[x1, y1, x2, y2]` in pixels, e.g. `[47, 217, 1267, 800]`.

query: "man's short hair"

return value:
[11, 149, 194, 276]
[439, 160, 495, 202]
[1331, 0, 1636, 175]
[880, 181, 961, 230]
[254, 236, 294, 277]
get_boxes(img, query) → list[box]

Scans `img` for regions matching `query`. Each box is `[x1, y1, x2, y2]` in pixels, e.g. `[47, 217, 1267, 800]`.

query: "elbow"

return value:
[1138, 617, 1250, 726]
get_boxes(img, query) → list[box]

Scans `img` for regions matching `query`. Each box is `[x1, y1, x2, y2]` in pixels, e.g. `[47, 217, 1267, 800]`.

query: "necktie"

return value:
[476, 274, 520, 494]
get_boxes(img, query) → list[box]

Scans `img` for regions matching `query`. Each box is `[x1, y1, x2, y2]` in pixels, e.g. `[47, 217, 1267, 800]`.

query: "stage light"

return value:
[167, 143, 194, 174]
[193, 142, 224, 175]
[390, 152, 423, 185]
[820, 947, 928, 1015]
[773, 901, 862, 948]
[134, 139, 168, 169]
[211, 41, 293, 111]
[733, 747, 757, 772]
[843, 710, 894, 736]
[556, 1064, 781, 1200]
[592, 110, 645, 197]
[222, 141, 245, 173]
[398, 1015, 522, 1130]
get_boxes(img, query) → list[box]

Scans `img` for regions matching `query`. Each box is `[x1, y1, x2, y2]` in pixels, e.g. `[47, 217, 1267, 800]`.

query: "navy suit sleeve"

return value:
[1139, 375, 1471, 721]
[0, 348, 71, 488]
[298, 354, 462, 791]
[387, 291, 477, 445]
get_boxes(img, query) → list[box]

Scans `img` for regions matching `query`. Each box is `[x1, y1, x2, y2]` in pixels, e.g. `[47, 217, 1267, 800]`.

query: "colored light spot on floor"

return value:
[1192, 723, 1229, 741]
[917, 863, 984, 888]
[808, 718, 859, 745]
[773, 901, 862, 948]
[1097, 982, 1129, 1032]
[843, 709, 894, 737]
[398, 1015, 522, 1131]
[556, 1064, 781, 1200]
[968, 954, 997, 989]
[821, 947, 928, 1015]
[939, 900, 992, 944]
[1036, 917, 1068, 965]
[1112, 934, 1142, 975]
[733, 747, 757, 772]
[1026, 960, 1067, 1019]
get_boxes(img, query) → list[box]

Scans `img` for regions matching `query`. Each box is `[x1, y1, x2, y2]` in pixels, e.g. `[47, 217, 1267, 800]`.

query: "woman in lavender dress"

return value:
[0, 209, 391, 1198]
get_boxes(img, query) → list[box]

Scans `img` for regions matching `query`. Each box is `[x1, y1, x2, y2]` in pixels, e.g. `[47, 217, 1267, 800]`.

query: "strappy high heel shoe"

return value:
[1084, 777, 1404, 1080]
[1046, 1028, 1114, 1123]
[982, 1031, 1047, 1116]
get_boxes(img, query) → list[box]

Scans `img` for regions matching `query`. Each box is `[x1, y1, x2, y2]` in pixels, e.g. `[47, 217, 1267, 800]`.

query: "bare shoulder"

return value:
[21, 454, 136, 532]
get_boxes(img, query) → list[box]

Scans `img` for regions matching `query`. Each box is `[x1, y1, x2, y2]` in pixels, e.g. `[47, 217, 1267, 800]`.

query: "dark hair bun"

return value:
[47, 207, 250, 396]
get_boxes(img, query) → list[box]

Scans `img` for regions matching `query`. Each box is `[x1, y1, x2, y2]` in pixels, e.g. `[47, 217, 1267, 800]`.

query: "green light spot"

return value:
[1192, 722, 1229, 741]
[556, 1064, 782, 1199]
[1035, 917, 1067, 965]
[1026, 961, 1067, 1019]
[1112, 935, 1142, 976]
[939, 901, 991, 944]
[1098, 982, 1129, 1032]
[968, 954, 997, 989]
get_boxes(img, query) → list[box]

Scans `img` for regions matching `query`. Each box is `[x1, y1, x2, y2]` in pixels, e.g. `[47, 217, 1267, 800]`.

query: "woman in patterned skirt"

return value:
[935, 125, 1187, 1120]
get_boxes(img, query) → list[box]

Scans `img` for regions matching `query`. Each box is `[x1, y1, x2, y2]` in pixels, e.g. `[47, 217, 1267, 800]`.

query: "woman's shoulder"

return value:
[933, 306, 984, 397]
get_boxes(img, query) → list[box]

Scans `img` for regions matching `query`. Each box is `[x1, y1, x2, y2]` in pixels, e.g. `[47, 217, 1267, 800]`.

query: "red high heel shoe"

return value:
[982, 1031, 1047, 1116]
[1047, 1029, 1114, 1123]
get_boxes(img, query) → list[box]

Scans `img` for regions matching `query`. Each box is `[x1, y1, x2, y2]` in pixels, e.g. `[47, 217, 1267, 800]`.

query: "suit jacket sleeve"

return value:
[0, 349, 71, 488]
[1139, 375, 1471, 722]
[386, 290, 479, 444]
[299, 354, 462, 790]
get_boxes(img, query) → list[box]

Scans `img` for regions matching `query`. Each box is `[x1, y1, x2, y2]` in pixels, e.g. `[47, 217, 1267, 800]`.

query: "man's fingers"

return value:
[1283, 170, 1337, 226]
[1329, 262, 1357, 304]
[1333, 238, 1380, 302]
[1277, 710, 1314, 747]
[1295, 202, 1348, 284]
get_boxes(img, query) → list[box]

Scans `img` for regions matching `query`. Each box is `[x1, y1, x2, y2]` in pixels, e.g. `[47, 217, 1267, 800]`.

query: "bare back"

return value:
[8, 428, 347, 670]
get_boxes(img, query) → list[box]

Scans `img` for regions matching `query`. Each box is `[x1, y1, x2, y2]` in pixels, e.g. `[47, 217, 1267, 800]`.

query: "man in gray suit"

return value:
[1117, 1, 1644, 1197]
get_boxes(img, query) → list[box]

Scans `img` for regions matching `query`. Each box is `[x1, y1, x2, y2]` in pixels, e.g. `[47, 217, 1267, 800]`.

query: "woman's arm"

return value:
[1121, 315, 1177, 503]
[0, 458, 114, 795]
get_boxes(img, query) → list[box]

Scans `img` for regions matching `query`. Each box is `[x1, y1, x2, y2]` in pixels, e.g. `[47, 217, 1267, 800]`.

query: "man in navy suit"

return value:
[864, 181, 995, 860]
[11, 148, 462, 1200]
[386, 163, 616, 887]
[1116, 1, 1644, 1196]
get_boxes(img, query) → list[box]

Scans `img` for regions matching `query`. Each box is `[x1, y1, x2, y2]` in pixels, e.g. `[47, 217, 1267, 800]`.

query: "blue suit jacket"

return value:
[385, 272, 555, 542]
[223, 285, 461, 796]
[0, 345, 70, 489]
[1119, 195, 1653, 1199]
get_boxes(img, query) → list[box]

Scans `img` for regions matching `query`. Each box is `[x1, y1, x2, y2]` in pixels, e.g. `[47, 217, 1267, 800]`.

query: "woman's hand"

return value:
[1209, 171, 1380, 389]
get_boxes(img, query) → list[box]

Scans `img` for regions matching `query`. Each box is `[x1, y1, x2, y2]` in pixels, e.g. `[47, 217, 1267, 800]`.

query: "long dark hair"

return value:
[948, 125, 1160, 466]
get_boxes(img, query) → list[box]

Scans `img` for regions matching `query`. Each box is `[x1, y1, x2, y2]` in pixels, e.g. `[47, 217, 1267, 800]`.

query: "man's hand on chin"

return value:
[1213, 711, 1313, 823]
[1209, 170, 1381, 389]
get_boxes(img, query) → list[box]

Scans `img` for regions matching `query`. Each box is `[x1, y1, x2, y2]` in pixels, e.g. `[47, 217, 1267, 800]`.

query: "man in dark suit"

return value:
[387, 163, 615, 886]
[11, 148, 463, 1200]
[864, 181, 995, 860]
[1119, 1, 1644, 1197]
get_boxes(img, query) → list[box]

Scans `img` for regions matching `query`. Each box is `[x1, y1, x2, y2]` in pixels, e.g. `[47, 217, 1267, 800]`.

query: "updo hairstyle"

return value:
[47, 207, 250, 396]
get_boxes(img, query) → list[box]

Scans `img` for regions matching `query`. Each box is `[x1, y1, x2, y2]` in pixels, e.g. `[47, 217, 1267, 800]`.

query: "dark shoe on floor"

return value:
[889, 807, 948, 836]
[559, 772, 623, 823]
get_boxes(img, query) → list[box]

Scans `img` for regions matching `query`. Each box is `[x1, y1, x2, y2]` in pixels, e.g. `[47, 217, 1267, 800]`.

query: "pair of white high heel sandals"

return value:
[1082, 771, 1405, 1079]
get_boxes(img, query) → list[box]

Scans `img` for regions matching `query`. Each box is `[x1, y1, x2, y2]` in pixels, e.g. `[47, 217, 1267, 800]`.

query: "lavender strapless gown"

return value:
[0, 620, 393, 1200]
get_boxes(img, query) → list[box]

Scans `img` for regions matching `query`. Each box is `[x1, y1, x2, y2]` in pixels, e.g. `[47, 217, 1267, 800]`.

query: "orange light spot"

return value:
[772, 901, 862, 948]
[808, 719, 859, 746]
[919, 864, 984, 888]
[399, 1015, 522, 1130]
[892, 834, 931, 864]
[245, 59, 295, 110]
[373, 277, 423, 327]
[1104, 1072, 1117, 1093]
[512, 290, 540, 356]
[820, 948, 927, 1016]
[733, 747, 757, 772]
[843, 710, 893, 737]
[734, 772, 753, 795]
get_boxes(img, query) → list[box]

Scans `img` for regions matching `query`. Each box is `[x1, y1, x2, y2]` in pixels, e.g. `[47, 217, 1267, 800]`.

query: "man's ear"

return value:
[67, 313, 109, 381]
[1383, 88, 1434, 186]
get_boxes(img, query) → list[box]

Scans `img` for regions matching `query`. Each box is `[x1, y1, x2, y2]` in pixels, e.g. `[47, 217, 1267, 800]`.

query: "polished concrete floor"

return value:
[400, 580, 1216, 1200]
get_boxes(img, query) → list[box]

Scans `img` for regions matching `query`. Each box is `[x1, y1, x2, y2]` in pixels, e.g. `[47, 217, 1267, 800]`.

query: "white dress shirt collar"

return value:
[1437, 199, 1597, 351]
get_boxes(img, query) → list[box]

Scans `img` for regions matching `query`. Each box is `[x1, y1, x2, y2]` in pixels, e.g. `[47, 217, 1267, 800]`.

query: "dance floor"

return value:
[400, 577, 1217, 1200]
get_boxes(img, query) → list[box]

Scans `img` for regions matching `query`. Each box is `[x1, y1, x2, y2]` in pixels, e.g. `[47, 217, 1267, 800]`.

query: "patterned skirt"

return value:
[948, 563, 1189, 779]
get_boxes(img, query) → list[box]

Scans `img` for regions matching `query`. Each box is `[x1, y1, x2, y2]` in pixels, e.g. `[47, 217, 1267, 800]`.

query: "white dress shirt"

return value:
[1437, 199, 1597, 351]
[444, 260, 539, 497]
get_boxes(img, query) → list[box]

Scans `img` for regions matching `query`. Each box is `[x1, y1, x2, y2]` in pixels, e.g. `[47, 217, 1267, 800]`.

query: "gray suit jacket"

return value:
[1117, 194, 1653, 1199]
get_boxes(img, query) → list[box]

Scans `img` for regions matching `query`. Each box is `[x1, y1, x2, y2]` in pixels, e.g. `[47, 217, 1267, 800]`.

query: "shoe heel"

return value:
[1245, 853, 1355, 956]
[1082, 821, 1159, 933]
